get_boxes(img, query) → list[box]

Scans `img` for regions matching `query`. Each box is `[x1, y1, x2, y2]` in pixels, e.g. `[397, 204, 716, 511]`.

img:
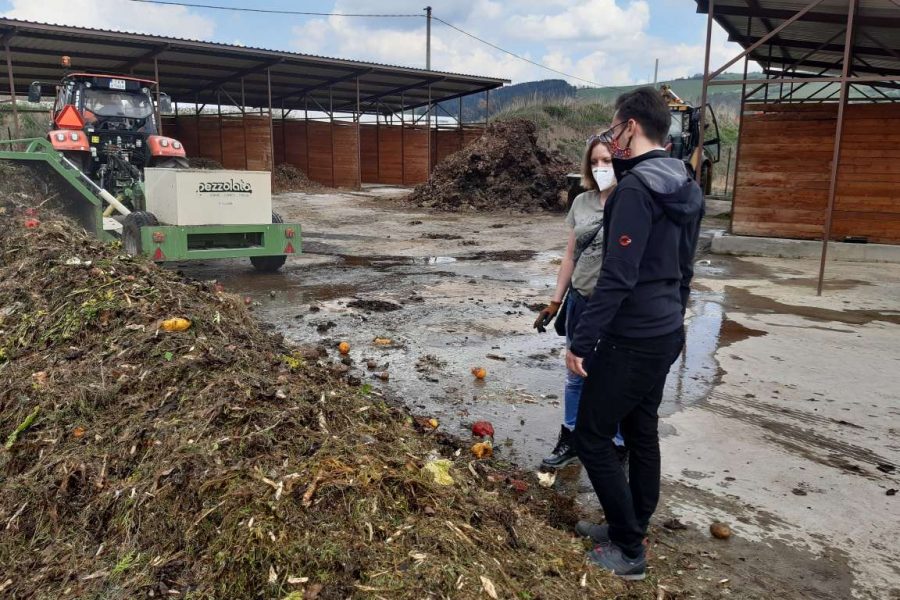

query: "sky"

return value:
[0, 0, 752, 87]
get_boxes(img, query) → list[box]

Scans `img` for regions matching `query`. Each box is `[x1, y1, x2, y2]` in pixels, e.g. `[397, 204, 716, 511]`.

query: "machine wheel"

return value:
[701, 162, 712, 196]
[122, 211, 160, 256]
[152, 157, 189, 169]
[250, 212, 288, 272]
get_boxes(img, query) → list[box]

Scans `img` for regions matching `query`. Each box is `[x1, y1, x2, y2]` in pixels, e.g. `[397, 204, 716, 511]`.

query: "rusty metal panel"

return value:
[332, 121, 360, 189]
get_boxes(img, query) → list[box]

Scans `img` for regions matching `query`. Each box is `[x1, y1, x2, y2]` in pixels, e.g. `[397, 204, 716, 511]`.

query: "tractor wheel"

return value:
[250, 212, 288, 272]
[152, 157, 190, 169]
[701, 162, 712, 196]
[122, 211, 159, 257]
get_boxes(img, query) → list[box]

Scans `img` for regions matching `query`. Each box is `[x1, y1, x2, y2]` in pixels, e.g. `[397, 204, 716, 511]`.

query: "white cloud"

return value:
[2, 0, 215, 40]
[289, 0, 750, 87]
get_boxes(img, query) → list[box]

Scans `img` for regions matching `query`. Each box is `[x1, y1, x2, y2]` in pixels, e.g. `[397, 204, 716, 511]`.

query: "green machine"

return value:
[0, 138, 299, 271]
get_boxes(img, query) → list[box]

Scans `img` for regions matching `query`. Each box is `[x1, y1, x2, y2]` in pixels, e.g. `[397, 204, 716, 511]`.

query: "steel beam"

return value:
[188, 58, 283, 95]
[4, 37, 19, 139]
[695, 1, 900, 28]
[709, 0, 826, 80]
[697, 0, 714, 184]
[117, 44, 169, 72]
[817, 0, 857, 296]
[274, 68, 371, 104]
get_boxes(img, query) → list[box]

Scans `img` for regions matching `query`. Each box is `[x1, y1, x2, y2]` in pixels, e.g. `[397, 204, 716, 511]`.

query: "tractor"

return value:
[28, 71, 188, 208]
[565, 85, 722, 204]
[660, 84, 721, 195]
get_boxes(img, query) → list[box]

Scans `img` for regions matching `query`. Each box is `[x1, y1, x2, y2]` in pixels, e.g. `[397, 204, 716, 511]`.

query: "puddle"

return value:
[726, 286, 900, 325]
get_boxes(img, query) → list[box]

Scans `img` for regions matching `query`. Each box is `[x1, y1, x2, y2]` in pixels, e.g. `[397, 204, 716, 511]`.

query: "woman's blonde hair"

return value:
[580, 136, 612, 191]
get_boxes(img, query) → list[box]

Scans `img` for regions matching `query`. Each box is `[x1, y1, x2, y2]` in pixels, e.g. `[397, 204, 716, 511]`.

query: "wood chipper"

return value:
[0, 64, 299, 272]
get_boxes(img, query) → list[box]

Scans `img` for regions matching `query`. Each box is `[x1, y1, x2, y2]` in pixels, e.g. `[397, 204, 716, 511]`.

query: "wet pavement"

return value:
[176, 186, 900, 599]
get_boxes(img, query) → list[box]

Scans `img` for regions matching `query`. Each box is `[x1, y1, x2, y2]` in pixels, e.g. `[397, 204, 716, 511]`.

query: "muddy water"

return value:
[177, 247, 745, 470]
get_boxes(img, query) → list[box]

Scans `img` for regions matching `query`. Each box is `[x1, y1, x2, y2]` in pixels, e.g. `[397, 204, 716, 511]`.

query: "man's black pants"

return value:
[574, 327, 685, 559]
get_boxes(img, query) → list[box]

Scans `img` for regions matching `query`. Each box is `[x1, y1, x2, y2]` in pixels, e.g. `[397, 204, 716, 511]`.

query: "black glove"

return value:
[533, 301, 562, 333]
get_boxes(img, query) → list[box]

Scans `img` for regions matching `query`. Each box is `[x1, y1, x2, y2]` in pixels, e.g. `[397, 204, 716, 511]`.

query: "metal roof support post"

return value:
[267, 67, 274, 173]
[154, 57, 163, 135]
[697, 0, 713, 184]
[356, 76, 361, 188]
[217, 91, 224, 167]
[304, 97, 310, 174]
[427, 83, 432, 174]
[458, 96, 463, 129]
[817, 0, 857, 297]
[194, 94, 200, 156]
[330, 87, 335, 187]
[400, 92, 405, 184]
[240, 77, 245, 115]
[4, 38, 19, 139]
[764, 44, 773, 103]
[485, 89, 490, 125]
[730, 14, 752, 232]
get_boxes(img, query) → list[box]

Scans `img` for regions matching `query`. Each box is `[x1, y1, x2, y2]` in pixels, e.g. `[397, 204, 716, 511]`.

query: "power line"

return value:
[431, 16, 602, 86]
[124, 0, 602, 86]
[125, 0, 422, 17]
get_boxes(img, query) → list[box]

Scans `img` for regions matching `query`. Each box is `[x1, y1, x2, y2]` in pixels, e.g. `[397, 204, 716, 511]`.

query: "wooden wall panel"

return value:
[360, 124, 379, 183]
[272, 121, 285, 166]
[435, 129, 463, 166]
[220, 117, 247, 170]
[403, 126, 429, 185]
[197, 116, 223, 164]
[332, 122, 360, 188]
[283, 121, 309, 173]
[377, 126, 403, 185]
[243, 116, 272, 171]
[307, 121, 334, 186]
[733, 102, 900, 244]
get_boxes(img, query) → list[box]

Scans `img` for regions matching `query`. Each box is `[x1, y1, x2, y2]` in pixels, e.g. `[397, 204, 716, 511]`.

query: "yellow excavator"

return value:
[660, 84, 720, 195]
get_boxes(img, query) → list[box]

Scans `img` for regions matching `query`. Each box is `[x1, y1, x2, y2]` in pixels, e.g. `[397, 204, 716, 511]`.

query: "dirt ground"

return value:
[174, 185, 900, 600]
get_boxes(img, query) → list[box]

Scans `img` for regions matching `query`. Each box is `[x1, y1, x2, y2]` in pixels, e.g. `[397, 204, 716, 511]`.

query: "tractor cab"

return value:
[661, 84, 720, 194]
[28, 72, 187, 203]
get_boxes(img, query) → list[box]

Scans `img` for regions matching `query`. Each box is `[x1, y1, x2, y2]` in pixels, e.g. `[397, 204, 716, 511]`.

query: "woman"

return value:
[533, 135, 624, 468]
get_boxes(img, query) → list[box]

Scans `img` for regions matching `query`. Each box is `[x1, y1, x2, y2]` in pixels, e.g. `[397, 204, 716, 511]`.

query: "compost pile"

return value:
[273, 163, 323, 194]
[407, 118, 572, 212]
[0, 201, 633, 598]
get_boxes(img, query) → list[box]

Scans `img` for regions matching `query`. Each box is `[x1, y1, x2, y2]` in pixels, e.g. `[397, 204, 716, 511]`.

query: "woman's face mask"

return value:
[592, 166, 615, 190]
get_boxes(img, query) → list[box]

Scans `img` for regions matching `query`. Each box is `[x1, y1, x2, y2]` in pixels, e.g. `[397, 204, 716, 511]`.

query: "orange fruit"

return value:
[338, 341, 351, 355]
[471, 367, 487, 380]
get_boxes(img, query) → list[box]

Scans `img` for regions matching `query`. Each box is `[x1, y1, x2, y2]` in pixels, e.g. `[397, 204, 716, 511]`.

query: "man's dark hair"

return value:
[614, 87, 671, 145]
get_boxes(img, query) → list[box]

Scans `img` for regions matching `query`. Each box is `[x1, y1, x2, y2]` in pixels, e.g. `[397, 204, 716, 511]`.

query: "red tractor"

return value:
[28, 72, 188, 205]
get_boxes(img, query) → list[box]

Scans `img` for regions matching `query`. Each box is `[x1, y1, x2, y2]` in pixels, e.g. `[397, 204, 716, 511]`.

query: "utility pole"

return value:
[653, 58, 659, 84]
[425, 6, 432, 70]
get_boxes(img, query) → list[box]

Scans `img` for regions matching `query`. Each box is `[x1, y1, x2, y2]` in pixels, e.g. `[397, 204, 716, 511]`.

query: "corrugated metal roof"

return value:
[695, 0, 900, 82]
[0, 17, 508, 113]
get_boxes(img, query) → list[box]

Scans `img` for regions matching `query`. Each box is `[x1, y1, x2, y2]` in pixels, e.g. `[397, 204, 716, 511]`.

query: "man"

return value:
[566, 87, 704, 580]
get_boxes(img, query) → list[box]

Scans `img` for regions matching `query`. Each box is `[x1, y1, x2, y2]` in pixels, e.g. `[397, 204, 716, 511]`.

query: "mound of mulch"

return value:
[186, 157, 224, 170]
[0, 200, 636, 598]
[407, 119, 573, 213]
[273, 163, 324, 194]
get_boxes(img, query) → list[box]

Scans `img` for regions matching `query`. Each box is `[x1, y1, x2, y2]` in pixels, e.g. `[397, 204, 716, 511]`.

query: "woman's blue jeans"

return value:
[563, 292, 624, 447]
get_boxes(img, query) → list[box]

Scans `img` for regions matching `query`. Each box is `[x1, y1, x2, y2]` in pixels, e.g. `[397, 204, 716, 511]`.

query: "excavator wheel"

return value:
[122, 211, 160, 257]
[250, 212, 288, 272]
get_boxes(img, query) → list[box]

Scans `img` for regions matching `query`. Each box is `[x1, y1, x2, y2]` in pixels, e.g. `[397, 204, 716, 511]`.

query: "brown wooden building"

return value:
[695, 0, 900, 251]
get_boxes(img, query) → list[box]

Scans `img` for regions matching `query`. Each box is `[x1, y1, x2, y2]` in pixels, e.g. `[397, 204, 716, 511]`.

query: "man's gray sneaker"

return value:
[586, 543, 646, 581]
[575, 521, 610, 545]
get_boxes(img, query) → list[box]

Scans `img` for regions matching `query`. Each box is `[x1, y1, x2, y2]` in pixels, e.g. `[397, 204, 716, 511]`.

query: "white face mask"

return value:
[592, 166, 615, 190]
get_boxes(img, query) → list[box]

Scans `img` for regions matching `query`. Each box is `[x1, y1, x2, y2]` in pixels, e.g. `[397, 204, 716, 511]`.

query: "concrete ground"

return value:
[177, 186, 899, 599]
